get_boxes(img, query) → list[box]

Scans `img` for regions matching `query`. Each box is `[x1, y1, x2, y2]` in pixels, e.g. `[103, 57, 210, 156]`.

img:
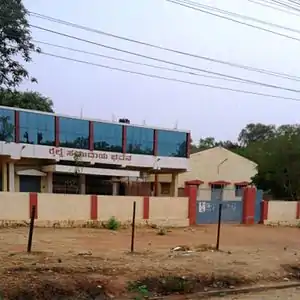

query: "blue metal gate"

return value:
[196, 200, 243, 224]
[254, 189, 263, 223]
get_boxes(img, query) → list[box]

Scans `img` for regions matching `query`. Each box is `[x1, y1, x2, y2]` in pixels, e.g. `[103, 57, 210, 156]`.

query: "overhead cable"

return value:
[27, 11, 300, 82]
[28, 24, 300, 93]
[39, 51, 300, 102]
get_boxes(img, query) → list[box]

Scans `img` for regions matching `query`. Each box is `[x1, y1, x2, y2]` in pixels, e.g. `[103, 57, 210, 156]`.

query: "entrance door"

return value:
[19, 176, 41, 193]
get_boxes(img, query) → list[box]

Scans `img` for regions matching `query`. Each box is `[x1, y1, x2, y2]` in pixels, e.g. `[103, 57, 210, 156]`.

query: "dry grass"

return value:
[0, 224, 299, 298]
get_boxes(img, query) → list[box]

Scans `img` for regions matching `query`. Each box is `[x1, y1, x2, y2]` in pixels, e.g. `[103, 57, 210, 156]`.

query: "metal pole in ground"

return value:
[216, 202, 223, 251]
[27, 205, 36, 253]
[130, 201, 136, 253]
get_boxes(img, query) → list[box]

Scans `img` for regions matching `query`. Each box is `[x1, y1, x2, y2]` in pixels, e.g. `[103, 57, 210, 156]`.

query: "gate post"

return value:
[185, 181, 198, 226]
[242, 187, 256, 225]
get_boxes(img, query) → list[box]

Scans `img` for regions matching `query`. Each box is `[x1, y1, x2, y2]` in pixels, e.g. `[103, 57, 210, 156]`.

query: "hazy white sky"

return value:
[21, 0, 300, 142]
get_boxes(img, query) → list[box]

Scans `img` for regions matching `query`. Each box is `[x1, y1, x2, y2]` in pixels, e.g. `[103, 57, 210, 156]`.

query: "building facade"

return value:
[0, 106, 190, 195]
[147, 146, 257, 199]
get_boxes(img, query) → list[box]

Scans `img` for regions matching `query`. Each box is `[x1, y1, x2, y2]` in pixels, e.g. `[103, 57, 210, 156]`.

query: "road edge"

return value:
[147, 281, 300, 299]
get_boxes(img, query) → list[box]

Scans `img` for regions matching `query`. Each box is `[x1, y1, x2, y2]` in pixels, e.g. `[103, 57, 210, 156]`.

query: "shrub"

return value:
[106, 216, 121, 230]
[157, 226, 167, 235]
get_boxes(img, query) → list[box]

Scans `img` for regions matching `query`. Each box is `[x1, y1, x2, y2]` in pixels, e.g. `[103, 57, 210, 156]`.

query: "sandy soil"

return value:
[0, 224, 299, 299]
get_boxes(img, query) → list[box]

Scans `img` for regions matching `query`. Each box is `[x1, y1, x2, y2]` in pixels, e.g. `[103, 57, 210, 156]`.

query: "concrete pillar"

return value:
[170, 173, 178, 197]
[47, 172, 53, 193]
[112, 177, 119, 196]
[8, 162, 15, 192]
[2, 163, 7, 191]
[79, 174, 86, 194]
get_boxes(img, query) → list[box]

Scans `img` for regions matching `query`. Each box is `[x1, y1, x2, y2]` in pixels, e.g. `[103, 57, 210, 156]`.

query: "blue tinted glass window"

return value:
[19, 111, 55, 145]
[126, 126, 154, 155]
[59, 117, 89, 149]
[94, 122, 122, 152]
[157, 130, 187, 157]
[0, 108, 15, 142]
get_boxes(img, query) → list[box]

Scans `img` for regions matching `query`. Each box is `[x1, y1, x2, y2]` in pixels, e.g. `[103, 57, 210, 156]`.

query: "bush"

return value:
[157, 227, 167, 235]
[106, 216, 121, 230]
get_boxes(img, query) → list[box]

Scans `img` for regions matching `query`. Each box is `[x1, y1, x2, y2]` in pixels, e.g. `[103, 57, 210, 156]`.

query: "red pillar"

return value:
[14, 110, 20, 143]
[260, 200, 269, 224]
[153, 129, 158, 156]
[90, 195, 98, 220]
[143, 196, 150, 219]
[186, 132, 191, 158]
[122, 125, 127, 154]
[296, 202, 300, 219]
[29, 192, 38, 219]
[185, 183, 197, 226]
[242, 187, 256, 225]
[89, 121, 94, 151]
[55, 116, 60, 147]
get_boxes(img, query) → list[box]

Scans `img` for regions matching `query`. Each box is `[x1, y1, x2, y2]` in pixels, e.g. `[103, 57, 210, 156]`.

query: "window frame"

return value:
[19, 111, 55, 146]
[59, 117, 89, 149]
[126, 126, 154, 155]
[156, 129, 187, 157]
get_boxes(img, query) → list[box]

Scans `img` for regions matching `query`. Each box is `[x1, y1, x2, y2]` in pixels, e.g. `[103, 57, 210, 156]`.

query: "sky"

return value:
[21, 0, 300, 143]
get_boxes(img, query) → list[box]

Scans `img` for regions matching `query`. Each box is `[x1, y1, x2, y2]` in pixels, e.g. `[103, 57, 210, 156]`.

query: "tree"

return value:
[238, 123, 276, 147]
[0, 90, 54, 112]
[198, 137, 217, 150]
[190, 137, 241, 153]
[0, 115, 14, 142]
[250, 125, 300, 200]
[0, 0, 39, 90]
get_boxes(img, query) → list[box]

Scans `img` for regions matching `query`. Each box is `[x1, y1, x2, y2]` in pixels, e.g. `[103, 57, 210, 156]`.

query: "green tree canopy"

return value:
[0, 0, 38, 90]
[0, 90, 54, 112]
[238, 123, 276, 147]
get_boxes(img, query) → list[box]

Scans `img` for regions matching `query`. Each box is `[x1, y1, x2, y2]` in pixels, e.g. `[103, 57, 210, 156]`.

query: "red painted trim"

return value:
[185, 179, 204, 186]
[235, 181, 250, 186]
[188, 185, 197, 225]
[143, 196, 150, 219]
[122, 125, 127, 154]
[186, 132, 191, 158]
[209, 180, 230, 185]
[153, 129, 158, 156]
[54, 116, 60, 147]
[296, 202, 300, 219]
[90, 195, 98, 220]
[154, 174, 159, 196]
[261, 200, 269, 223]
[89, 121, 94, 151]
[14, 110, 20, 143]
[29, 192, 38, 219]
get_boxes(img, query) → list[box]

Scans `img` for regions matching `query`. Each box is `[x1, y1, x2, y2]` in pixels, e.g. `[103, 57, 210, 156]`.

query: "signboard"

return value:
[49, 147, 132, 163]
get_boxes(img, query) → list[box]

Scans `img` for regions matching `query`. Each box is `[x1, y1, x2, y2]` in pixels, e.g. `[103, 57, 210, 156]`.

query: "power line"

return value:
[34, 40, 247, 84]
[270, 0, 300, 11]
[247, 0, 300, 16]
[27, 24, 300, 93]
[170, 0, 300, 35]
[167, 0, 300, 43]
[286, 0, 300, 7]
[27, 11, 300, 82]
[39, 51, 300, 102]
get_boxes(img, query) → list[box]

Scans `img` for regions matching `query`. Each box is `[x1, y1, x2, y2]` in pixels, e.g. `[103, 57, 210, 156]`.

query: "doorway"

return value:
[19, 175, 41, 193]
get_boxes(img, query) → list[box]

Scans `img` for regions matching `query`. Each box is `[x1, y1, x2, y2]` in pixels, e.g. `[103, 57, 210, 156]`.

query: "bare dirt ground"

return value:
[0, 224, 299, 299]
[208, 287, 300, 299]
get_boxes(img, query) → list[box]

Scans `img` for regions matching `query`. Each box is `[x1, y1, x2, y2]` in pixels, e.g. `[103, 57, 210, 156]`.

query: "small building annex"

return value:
[148, 146, 258, 200]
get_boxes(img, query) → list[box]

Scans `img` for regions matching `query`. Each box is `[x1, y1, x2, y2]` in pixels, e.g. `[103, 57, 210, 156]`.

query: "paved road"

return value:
[208, 287, 300, 299]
